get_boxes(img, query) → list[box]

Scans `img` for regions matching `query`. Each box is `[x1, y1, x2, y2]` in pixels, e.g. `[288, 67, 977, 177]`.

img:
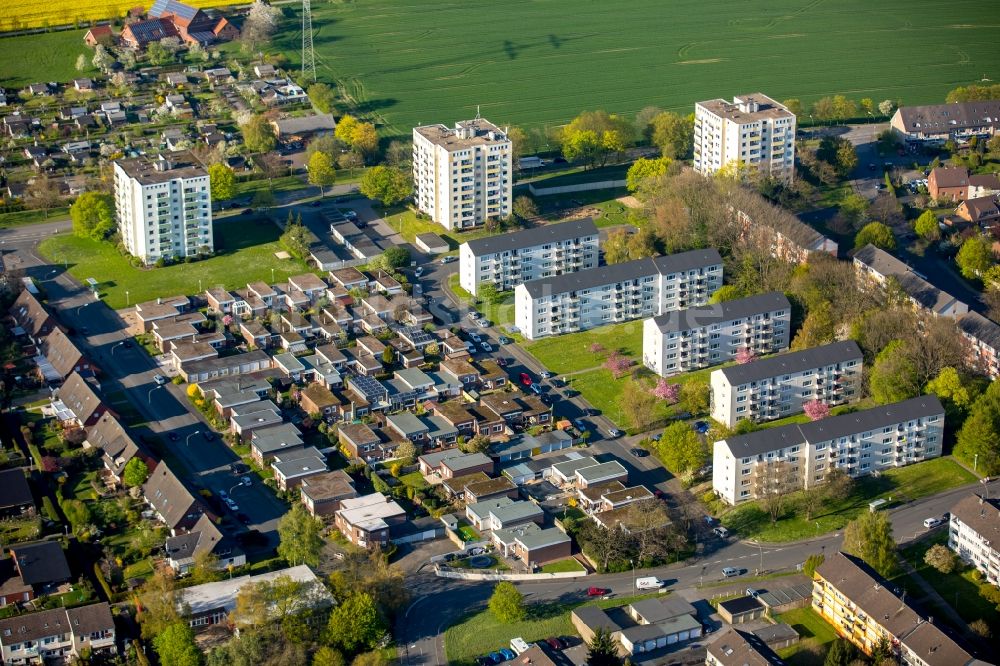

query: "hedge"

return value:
[41, 496, 59, 522]
[93, 562, 113, 601]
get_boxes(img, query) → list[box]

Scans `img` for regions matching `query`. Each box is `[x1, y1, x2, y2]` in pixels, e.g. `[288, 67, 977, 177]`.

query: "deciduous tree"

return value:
[869, 339, 921, 404]
[924, 544, 956, 573]
[488, 581, 525, 623]
[276, 504, 323, 567]
[954, 381, 1000, 476]
[603, 351, 632, 379]
[208, 162, 236, 201]
[621, 378, 656, 432]
[122, 457, 149, 487]
[854, 221, 896, 250]
[803, 400, 830, 421]
[24, 176, 62, 219]
[326, 592, 386, 653]
[153, 622, 200, 666]
[139, 569, 184, 639]
[650, 379, 679, 403]
[956, 236, 993, 280]
[753, 460, 798, 525]
[512, 195, 538, 221]
[650, 111, 694, 159]
[843, 510, 897, 577]
[914, 210, 940, 241]
[241, 114, 277, 154]
[308, 83, 335, 113]
[359, 166, 411, 208]
[70, 191, 114, 240]
[679, 379, 709, 415]
[242, 0, 282, 50]
[925, 366, 985, 422]
[626, 156, 671, 193]
[655, 421, 706, 474]
[308, 151, 336, 196]
[560, 110, 635, 168]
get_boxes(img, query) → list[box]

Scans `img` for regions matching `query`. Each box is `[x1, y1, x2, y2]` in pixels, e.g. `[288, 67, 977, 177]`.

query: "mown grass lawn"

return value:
[383, 208, 496, 251]
[0, 30, 95, 89]
[444, 593, 663, 665]
[524, 321, 645, 375]
[777, 607, 839, 666]
[0, 207, 71, 228]
[39, 217, 313, 309]
[720, 457, 976, 543]
[540, 558, 586, 573]
[399, 471, 430, 490]
[897, 533, 1000, 630]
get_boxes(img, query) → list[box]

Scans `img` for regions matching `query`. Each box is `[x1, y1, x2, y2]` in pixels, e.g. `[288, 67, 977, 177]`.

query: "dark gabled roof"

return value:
[720, 395, 944, 456]
[10, 290, 52, 339]
[0, 469, 33, 510]
[86, 412, 140, 475]
[65, 602, 115, 637]
[57, 372, 103, 423]
[463, 218, 598, 256]
[958, 311, 1000, 350]
[718, 340, 862, 385]
[10, 541, 71, 586]
[650, 291, 790, 334]
[142, 461, 200, 530]
[39, 327, 85, 378]
[798, 394, 943, 442]
[123, 17, 178, 45]
[708, 628, 786, 666]
[165, 513, 227, 562]
[521, 248, 723, 298]
[0, 606, 69, 642]
[895, 100, 1000, 134]
[949, 494, 1000, 545]
[719, 596, 764, 615]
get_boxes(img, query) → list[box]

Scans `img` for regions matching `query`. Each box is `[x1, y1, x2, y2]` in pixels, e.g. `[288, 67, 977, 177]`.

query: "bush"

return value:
[41, 496, 59, 522]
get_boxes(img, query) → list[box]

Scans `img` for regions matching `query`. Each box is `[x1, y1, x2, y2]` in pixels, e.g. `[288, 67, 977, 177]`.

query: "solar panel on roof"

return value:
[150, 0, 199, 19]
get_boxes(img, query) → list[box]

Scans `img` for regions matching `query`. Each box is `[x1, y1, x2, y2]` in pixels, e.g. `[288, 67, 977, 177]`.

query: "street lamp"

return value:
[185, 431, 201, 447]
[147, 385, 163, 404]
[974, 453, 979, 473]
[751, 540, 764, 575]
[126, 290, 130, 307]
[630, 559, 636, 593]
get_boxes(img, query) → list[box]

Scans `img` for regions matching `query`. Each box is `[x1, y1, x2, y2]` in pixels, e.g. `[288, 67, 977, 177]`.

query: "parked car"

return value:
[480, 342, 493, 352]
[467, 311, 479, 321]
[496, 357, 508, 367]
[342, 209, 358, 221]
[225, 498, 239, 511]
[414, 266, 424, 277]
[713, 526, 730, 538]
[498, 648, 516, 661]
[587, 586, 609, 597]
[498, 336, 511, 345]
[241, 476, 252, 486]
[218, 490, 229, 500]
[722, 567, 739, 578]
[630, 447, 649, 458]
[153, 374, 168, 386]
[488, 652, 504, 664]
[470, 332, 482, 343]
[692, 420, 710, 434]
[545, 637, 566, 650]
[539, 370, 552, 378]
[520, 372, 533, 386]
[529, 383, 542, 395]
[923, 517, 943, 529]
[441, 255, 457, 264]
[650, 433, 662, 442]
[746, 587, 759, 598]
[477, 318, 491, 328]
[608, 428, 623, 438]
[465, 342, 476, 354]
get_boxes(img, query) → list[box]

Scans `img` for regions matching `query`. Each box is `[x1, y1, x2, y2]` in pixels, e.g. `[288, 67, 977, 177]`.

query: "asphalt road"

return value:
[2, 225, 288, 541]
[397, 476, 999, 665]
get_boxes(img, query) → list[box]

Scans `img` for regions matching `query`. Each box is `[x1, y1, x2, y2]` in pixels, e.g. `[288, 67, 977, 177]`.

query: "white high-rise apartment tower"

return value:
[413, 119, 512, 230]
[113, 152, 213, 265]
[693, 93, 796, 183]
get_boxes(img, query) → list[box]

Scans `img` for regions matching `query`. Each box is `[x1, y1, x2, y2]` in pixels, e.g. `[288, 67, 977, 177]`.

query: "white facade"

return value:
[948, 495, 1000, 587]
[514, 250, 723, 341]
[642, 292, 791, 377]
[694, 93, 796, 183]
[413, 119, 512, 230]
[113, 153, 212, 265]
[459, 218, 599, 296]
[709, 340, 863, 427]
[713, 395, 945, 505]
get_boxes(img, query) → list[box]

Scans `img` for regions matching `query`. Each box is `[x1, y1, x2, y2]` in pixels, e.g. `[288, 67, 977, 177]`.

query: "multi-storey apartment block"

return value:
[709, 340, 863, 427]
[853, 244, 968, 319]
[0, 602, 117, 664]
[412, 118, 512, 230]
[694, 93, 796, 183]
[113, 152, 212, 265]
[713, 395, 944, 505]
[458, 218, 599, 296]
[957, 311, 1000, 379]
[813, 552, 979, 665]
[513, 249, 723, 340]
[642, 292, 790, 377]
[890, 99, 1000, 144]
[948, 494, 1000, 587]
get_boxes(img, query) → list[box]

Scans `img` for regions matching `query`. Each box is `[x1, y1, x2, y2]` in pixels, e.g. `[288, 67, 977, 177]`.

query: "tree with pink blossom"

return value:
[735, 348, 757, 364]
[603, 351, 632, 379]
[803, 400, 831, 421]
[651, 378, 680, 403]
[589, 342, 605, 355]
[222, 314, 234, 327]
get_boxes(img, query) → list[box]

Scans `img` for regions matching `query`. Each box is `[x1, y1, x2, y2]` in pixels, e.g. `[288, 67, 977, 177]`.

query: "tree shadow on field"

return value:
[354, 98, 398, 115]
[503, 40, 518, 59]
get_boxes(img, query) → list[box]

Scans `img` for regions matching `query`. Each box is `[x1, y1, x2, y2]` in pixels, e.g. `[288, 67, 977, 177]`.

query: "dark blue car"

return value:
[498, 648, 516, 661]
[693, 420, 710, 434]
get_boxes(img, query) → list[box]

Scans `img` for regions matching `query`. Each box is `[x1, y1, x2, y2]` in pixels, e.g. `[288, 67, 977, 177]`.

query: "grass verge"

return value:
[720, 457, 977, 543]
[38, 217, 313, 308]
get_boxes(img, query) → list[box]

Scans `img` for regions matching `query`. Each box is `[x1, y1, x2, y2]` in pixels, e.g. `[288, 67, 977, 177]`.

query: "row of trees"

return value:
[782, 96, 895, 122]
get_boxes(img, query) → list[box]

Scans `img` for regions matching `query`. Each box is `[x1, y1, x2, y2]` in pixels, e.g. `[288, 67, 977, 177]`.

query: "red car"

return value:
[520, 372, 533, 386]
[587, 587, 609, 597]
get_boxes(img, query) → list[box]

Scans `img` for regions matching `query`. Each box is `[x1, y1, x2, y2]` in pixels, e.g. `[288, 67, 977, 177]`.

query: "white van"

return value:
[635, 576, 663, 590]
[510, 638, 530, 655]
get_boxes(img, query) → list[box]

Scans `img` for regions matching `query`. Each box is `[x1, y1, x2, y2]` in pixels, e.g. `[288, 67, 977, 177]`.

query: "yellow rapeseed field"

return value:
[1, 0, 247, 32]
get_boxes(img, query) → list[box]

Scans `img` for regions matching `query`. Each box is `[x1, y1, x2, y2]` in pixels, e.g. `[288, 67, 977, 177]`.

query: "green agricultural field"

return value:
[0, 29, 95, 89]
[38, 217, 313, 309]
[269, 0, 1000, 136]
